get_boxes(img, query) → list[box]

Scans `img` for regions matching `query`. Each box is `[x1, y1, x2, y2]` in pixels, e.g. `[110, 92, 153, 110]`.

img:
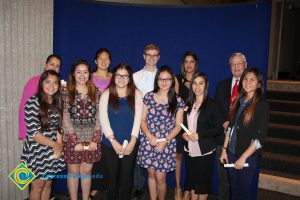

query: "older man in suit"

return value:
[214, 52, 247, 200]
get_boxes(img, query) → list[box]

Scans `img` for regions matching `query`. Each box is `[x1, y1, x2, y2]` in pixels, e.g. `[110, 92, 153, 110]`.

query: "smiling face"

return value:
[114, 68, 130, 89]
[74, 64, 89, 86]
[230, 55, 247, 79]
[95, 51, 111, 71]
[242, 72, 260, 98]
[184, 55, 197, 74]
[144, 49, 160, 68]
[157, 71, 173, 92]
[42, 74, 59, 100]
[45, 57, 61, 73]
[192, 76, 206, 97]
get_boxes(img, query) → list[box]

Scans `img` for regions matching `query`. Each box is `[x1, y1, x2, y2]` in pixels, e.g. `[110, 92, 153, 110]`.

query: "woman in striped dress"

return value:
[21, 70, 66, 200]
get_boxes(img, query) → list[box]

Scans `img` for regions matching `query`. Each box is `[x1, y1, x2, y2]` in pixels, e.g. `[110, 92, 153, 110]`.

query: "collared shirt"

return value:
[133, 67, 157, 97]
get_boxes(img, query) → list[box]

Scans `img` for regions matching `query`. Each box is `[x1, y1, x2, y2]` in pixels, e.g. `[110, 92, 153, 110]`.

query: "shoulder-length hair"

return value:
[109, 63, 136, 114]
[153, 65, 177, 115]
[185, 72, 209, 114]
[37, 70, 62, 131]
[230, 67, 264, 125]
[180, 51, 199, 76]
[67, 59, 96, 104]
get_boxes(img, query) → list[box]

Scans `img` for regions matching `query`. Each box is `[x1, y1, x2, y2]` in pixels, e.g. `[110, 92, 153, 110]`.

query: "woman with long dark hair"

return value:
[181, 73, 223, 200]
[174, 52, 199, 199]
[20, 70, 65, 200]
[220, 67, 270, 200]
[137, 66, 185, 200]
[62, 59, 101, 200]
[99, 63, 143, 200]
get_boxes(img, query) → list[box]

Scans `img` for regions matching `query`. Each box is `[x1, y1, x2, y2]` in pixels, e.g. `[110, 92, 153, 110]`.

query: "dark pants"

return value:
[102, 143, 138, 200]
[227, 152, 259, 200]
[216, 146, 230, 200]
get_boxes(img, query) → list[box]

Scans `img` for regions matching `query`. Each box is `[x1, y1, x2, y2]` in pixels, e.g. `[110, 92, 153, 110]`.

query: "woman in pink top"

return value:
[92, 48, 112, 92]
[90, 48, 112, 199]
[18, 54, 62, 140]
[181, 73, 223, 200]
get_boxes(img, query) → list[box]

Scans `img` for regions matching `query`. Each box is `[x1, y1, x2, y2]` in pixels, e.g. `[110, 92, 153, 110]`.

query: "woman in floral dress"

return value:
[62, 59, 101, 200]
[137, 66, 184, 200]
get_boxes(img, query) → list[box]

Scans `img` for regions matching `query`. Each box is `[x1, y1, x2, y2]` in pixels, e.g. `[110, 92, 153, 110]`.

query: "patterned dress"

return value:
[20, 96, 66, 179]
[137, 92, 185, 172]
[63, 89, 102, 164]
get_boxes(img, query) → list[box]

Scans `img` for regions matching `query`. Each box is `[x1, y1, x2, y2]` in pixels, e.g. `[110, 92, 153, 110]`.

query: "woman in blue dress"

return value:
[137, 65, 185, 200]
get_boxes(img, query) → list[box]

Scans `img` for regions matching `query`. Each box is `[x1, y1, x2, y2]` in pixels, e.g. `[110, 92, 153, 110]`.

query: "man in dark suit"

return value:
[214, 52, 247, 200]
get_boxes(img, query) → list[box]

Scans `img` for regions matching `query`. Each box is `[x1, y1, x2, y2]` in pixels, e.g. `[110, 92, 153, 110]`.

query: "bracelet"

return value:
[222, 146, 227, 150]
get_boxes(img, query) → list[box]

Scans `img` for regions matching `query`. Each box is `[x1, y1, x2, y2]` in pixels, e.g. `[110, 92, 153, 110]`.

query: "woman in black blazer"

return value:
[220, 67, 270, 200]
[181, 72, 223, 200]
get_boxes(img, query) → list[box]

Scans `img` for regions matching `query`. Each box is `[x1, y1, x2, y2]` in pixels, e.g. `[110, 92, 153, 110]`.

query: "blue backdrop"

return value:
[54, 0, 271, 97]
[53, 0, 271, 194]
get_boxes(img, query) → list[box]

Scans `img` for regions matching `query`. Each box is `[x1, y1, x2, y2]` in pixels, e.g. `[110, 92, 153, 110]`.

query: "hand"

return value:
[123, 140, 136, 155]
[223, 121, 230, 131]
[219, 149, 228, 164]
[189, 132, 199, 142]
[154, 141, 167, 152]
[53, 142, 63, 152]
[74, 143, 84, 152]
[52, 150, 62, 158]
[111, 140, 124, 155]
[88, 142, 97, 151]
[182, 132, 190, 142]
[234, 157, 246, 170]
[148, 135, 158, 146]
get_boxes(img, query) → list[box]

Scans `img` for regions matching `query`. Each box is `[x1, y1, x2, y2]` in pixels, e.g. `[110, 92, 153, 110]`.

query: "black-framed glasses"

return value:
[158, 78, 172, 82]
[115, 74, 130, 80]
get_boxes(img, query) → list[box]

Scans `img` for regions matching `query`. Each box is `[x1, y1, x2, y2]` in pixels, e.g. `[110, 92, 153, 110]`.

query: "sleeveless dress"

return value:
[21, 96, 66, 179]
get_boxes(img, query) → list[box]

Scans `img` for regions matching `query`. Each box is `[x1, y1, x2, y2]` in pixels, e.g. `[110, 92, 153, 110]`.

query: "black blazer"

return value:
[214, 77, 232, 145]
[229, 99, 270, 157]
[181, 98, 224, 155]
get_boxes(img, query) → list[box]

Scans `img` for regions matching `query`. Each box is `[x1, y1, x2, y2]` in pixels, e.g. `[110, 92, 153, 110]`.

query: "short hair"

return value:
[144, 44, 160, 55]
[228, 52, 247, 64]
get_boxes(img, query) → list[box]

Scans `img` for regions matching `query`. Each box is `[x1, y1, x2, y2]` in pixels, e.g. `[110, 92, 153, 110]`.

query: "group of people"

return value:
[18, 44, 270, 200]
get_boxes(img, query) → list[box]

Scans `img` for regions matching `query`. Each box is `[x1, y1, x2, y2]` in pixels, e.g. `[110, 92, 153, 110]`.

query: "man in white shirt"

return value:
[132, 44, 160, 199]
[133, 44, 160, 97]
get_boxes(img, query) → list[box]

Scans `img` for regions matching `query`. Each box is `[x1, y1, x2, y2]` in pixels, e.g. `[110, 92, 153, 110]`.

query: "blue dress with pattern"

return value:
[137, 92, 184, 172]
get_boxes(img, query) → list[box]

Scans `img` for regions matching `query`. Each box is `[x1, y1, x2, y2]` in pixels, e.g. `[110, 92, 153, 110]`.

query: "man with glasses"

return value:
[132, 44, 160, 199]
[214, 52, 247, 200]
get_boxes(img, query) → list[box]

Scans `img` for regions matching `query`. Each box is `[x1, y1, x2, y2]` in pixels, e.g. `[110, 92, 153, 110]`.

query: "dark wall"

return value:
[54, 0, 271, 97]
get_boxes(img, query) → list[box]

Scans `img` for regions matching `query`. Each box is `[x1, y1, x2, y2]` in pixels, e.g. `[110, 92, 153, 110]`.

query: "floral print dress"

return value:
[137, 92, 184, 172]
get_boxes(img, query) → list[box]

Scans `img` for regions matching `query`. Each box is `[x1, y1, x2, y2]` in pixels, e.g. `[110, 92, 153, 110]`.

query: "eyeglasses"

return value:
[145, 53, 159, 58]
[115, 74, 130, 80]
[158, 78, 172, 82]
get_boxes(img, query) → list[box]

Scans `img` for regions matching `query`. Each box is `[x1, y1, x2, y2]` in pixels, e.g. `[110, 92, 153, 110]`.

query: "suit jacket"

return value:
[214, 77, 232, 145]
[181, 98, 224, 155]
[229, 99, 270, 157]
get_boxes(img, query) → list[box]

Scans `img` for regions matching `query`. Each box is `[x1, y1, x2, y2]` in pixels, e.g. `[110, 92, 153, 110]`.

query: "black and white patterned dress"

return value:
[20, 96, 66, 180]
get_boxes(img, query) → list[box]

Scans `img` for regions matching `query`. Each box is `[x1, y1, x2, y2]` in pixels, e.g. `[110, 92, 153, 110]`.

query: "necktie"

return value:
[230, 79, 239, 109]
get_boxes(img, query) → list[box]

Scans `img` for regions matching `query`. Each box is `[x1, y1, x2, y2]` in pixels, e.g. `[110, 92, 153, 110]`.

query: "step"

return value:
[261, 152, 300, 176]
[264, 137, 300, 157]
[267, 90, 300, 101]
[267, 99, 300, 113]
[259, 172, 300, 197]
[268, 123, 300, 140]
[270, 111, 300, 126]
